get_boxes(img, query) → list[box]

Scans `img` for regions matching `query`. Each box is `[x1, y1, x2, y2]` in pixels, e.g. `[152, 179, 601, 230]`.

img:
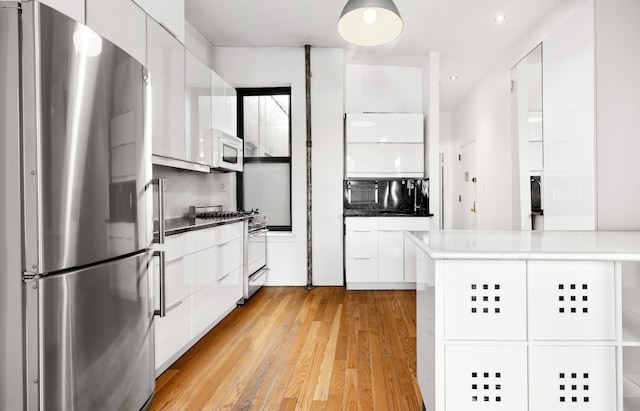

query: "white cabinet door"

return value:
[444, 260, 527, 341]
[217, 238, 242, 279]
[145, 0, 185, 43]
[85, 0, 146, 65]
[345, 231, 378, 258]
[528, 261, 615, 341]
[378, 231, 404, 282]
[185, 51, 212, 165]
[529, 346, 616, 411]
[147, 17, 186, 160]
[346, 143, 424, 178]
[162, 255, 192, 308]
[155, 295, 191, 369]
[346, 113, 423, 143]
[40, 0, 84, 23]
[346, 258, 378, 283]
[445, 345, 528, 410]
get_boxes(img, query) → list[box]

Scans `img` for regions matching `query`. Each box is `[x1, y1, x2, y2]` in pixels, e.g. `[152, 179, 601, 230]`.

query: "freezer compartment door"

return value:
[21, 3, 152, 274]
[37, 251, 154, 410]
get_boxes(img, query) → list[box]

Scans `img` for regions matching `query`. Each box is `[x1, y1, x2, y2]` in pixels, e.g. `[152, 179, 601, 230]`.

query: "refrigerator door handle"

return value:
[153, 250, 167, 318]
[153, 177, 166, 244]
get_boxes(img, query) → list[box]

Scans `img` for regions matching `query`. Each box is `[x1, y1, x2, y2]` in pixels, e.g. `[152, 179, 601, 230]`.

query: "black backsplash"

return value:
[344, 178, 430, 216]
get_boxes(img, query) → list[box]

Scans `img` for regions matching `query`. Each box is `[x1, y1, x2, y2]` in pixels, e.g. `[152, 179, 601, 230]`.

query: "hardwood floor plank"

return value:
[325, 359, 346, 411]
[342, 368, 359, 411]
[312, 304, 343, 401]
[149, 287, 422, 411]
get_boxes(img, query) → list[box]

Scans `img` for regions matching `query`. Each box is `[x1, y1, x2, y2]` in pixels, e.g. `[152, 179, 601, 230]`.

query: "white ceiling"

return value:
[185, 0, 561, 111]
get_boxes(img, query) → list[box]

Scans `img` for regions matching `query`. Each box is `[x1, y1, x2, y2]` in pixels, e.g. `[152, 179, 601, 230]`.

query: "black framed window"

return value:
[237, 87, 292, 231]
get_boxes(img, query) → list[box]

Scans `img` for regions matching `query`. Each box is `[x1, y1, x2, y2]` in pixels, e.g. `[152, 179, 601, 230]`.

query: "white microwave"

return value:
[211, 130, 243, 172]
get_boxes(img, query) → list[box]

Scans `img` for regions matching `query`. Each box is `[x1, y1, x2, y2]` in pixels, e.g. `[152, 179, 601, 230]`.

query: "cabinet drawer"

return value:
[346, 257, 378, 283]
[445, 345, 528, 410]
[528, 261, 615, 340]
[217, 238, 242, 278]
[378, 217, 430, 231]
[161, 233, 191, 262]
[345, 217, 378, 231]
[191, 246, 216, 292]
[529, 346, 616, 411]
[345, 231, 378, 258]
[153, 254, 191, 308]
[444, 260, 527, 340]
[191, 282, 222, 338]
[154, 295, 191, 369]
[222, 222, 243, 242]
[192, 226, 223, 252]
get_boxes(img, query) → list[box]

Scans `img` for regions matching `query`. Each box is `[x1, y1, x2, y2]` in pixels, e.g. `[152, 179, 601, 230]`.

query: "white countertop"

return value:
[405, 230, 640, 261]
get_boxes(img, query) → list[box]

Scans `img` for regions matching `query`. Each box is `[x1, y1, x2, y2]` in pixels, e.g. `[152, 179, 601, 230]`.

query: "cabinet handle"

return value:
[154, 250, 166, 318]
[353, 257, 372, 260]
[165, 300, 183, 313]
[159, 22, 178, 40]
[153, 177, 166, 244]
[352, 230, 372, 232]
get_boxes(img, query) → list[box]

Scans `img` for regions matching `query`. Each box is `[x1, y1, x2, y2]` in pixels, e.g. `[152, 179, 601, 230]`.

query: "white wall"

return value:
[215, 47, 345, 286]
[311, 48, 345, 286]
[423, 53, 441, 230]
[595, 0, 640, 230]
[449, 0, 590, 230]
[440, 112, 454, 229]
[345, 64, 422, 113]
[152, 165, 236, 218]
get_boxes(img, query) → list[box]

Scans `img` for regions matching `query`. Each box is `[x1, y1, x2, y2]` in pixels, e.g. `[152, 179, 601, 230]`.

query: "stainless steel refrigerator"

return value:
[1, 2, 160, 409]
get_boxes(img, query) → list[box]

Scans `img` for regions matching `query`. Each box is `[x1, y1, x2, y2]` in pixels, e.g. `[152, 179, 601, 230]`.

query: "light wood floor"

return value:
[150, 286, 422, 410]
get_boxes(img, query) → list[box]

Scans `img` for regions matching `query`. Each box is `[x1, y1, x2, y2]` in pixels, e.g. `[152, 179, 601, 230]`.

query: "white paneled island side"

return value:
[404, 230, 640, 411]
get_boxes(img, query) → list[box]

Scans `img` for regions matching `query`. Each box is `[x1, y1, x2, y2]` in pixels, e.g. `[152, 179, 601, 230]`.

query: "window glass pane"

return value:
[243, 95, 289, 157]
[243, 162, 291, 227]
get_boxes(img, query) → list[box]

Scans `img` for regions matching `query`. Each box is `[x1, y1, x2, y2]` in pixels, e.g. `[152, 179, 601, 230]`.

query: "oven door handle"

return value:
[249, 228, 269, 237]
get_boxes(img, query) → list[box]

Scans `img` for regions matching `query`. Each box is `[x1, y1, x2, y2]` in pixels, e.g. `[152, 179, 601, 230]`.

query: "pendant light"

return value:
[337, 0, 403, 47]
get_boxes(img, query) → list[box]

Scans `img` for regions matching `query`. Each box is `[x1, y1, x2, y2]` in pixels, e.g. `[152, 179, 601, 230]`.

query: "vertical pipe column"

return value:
[305, 44, 314, 289]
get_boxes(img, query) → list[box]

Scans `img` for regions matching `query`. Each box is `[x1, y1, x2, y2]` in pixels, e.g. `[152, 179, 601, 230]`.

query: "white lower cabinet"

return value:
[415, 253, 624, 410]
[154, 222, 243, 375]
[154, 295, 191, 368]
[345, 216, 430, 289]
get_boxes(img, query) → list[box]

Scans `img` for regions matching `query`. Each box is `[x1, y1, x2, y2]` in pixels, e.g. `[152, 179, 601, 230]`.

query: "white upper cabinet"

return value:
[225, 86, 237, 136]
[40, 0, 84, 23]
[345, 113, 424, 178]
[144, 0, 185, 44]
[185, 51, 212, 165]
[211, 70, 227, 133]
[346, 113, 423, 143]
[147, 16, 186, 160]
[85, 0, 146, 65]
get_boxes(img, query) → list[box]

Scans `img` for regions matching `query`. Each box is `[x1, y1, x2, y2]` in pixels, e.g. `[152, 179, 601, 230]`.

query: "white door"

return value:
[457, 140, 478, 229]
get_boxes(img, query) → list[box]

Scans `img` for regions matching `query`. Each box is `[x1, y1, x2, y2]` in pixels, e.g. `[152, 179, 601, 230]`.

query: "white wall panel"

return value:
[345, 64, 422, 113]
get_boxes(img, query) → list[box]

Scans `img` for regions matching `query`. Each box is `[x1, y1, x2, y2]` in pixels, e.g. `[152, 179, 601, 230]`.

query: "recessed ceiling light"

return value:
[494, 15, 506, 23]
[449, 75, 458, 80]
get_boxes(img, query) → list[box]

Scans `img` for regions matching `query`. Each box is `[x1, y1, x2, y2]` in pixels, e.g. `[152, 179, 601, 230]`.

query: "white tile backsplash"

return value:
[153, 165, 237, 218]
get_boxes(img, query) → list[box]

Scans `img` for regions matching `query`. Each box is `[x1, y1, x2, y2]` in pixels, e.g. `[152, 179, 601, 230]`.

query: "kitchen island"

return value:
[404, 230, 640, 411]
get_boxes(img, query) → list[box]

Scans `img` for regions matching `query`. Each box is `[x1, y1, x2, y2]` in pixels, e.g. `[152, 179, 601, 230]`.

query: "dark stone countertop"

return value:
[154, 216, 247, 237]
[343, 209, 434, 217]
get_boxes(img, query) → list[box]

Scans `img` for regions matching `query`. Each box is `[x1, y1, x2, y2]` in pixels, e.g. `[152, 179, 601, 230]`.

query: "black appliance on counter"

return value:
[344, 178, 431, 216]
[530, 176, 542, 214]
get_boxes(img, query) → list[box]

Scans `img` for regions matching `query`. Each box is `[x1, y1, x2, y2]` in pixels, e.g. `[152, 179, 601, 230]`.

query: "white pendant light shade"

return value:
[338, 0, 403, 47]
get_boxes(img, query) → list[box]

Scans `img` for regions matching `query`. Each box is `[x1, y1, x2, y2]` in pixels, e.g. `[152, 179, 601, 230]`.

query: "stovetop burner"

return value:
[189, 205, 262, 220]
